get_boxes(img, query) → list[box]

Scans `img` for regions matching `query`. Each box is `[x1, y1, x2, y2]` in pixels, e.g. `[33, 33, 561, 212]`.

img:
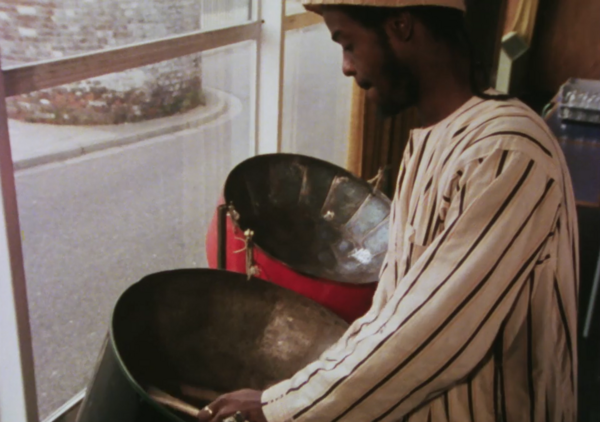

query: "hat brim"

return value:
[302, 0, 466, 13]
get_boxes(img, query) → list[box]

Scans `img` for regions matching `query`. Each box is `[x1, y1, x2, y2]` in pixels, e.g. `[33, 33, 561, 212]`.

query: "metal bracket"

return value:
[243, 229, 260, 280]
[367, 165, 389, 191]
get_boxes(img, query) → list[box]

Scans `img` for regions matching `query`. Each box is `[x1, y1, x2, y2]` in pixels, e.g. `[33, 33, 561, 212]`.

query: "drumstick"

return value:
[180, 384, 222, 402]
[148, 386, 200, 418]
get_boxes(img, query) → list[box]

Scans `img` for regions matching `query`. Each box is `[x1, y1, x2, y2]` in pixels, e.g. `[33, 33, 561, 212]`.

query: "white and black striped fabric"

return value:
[261, 95, 579, 422]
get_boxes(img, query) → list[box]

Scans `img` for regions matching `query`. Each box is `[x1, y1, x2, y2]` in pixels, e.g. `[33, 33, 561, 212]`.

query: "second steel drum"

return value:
[76, 269, 348, 422]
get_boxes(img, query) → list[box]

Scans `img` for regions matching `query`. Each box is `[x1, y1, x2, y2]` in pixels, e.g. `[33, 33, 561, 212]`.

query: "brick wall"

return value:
[0, 0, 206, 125]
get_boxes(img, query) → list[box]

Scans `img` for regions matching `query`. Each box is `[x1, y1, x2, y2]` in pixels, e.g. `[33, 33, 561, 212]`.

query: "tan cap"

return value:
[303, 0, 466, 13]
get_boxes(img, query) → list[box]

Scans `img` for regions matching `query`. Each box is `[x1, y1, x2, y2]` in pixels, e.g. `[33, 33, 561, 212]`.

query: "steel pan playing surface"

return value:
[224, 154, 391, 284]
[76, 269, 348, 422]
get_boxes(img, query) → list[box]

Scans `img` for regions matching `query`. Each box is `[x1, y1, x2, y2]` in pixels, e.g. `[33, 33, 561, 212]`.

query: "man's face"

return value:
[323, 8, 418, 116]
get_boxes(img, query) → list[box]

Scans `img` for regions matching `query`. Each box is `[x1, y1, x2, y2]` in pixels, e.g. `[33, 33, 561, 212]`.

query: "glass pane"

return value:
[201, 0, 254, 31]
[281, 23, 352, 168]
[0, 0, 253, 68]
[9, 40, 255, 419]
[286, 0, 306, 15]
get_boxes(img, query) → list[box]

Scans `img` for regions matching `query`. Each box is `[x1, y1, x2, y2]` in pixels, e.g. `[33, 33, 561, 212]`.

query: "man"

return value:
[198, 0, 579, 421]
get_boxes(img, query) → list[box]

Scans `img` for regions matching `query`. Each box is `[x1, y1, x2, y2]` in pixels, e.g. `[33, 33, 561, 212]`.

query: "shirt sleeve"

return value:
[261, 149, 562, 422]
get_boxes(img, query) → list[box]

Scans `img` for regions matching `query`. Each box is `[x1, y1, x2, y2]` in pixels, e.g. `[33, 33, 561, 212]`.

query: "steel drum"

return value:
[76, 269, 347, 422]
[206, 154, 391, 322]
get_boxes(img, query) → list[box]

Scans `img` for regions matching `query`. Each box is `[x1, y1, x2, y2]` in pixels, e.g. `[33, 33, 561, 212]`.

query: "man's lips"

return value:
[357, 80, 372, 90]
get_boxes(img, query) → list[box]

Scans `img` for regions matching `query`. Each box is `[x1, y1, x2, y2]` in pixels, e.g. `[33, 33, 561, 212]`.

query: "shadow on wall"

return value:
[520, 0, 600, 111]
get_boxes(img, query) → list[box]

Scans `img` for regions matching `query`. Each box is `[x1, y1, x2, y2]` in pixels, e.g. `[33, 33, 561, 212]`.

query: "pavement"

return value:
[9, 86, 233, 171]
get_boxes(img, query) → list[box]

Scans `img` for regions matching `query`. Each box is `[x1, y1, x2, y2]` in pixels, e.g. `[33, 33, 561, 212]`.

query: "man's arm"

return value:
[201, 148, 562, 422]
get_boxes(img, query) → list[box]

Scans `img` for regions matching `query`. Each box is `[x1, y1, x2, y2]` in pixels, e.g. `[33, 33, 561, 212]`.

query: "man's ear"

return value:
[386, 11, 413, 42]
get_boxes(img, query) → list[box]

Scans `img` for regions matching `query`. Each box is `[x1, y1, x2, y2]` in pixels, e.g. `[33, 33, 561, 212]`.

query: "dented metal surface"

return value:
[224, 154, 391, 284]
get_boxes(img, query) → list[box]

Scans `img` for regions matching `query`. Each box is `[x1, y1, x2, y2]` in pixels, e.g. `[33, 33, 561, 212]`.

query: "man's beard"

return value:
[375, 41, 418, 117]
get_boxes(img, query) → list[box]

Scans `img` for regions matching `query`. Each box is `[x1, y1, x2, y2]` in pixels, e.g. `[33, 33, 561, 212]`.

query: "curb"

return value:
[13, 87, 232, 171]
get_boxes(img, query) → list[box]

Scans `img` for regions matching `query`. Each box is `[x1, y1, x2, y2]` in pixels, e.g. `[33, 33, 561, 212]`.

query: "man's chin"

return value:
[376, 102, 407, 117]
[366, 89, 412, 117]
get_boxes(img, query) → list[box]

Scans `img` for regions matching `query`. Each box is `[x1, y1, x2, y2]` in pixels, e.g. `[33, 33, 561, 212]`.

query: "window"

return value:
[12, 43, 255, 418]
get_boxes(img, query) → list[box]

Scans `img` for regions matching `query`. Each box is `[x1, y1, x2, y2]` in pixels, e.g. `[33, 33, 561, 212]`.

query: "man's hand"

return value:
[197, 389, 267, 422]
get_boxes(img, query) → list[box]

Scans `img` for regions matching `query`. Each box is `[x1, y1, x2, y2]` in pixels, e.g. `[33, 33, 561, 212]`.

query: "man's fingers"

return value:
[215, 409, 246, 422]
[197, 403, 219, 422]
[212, 408, 229, 422]
[196, 407, 211, 422]
[197, 389, 262, 422]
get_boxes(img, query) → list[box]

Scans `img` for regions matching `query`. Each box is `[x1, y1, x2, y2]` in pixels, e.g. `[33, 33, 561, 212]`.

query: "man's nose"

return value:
[342, 55, 356, 77]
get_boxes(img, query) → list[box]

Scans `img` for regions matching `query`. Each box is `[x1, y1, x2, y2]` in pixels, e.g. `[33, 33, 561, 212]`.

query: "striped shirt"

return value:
[261, 95, 579, 422]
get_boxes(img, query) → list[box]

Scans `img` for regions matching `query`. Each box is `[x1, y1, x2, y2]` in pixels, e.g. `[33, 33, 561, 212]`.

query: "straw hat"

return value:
[303, 0, 466, 13]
